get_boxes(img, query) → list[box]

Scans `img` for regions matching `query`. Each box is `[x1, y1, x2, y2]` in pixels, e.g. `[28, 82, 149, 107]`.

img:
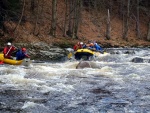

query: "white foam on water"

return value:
[37, 85, 57, 93]
[127, 74, 141, 79]
[53, 83, 74, 93]
[22, 102, 37, 109]
[0, 72, 46, 89]
[100, 66, 113, 72]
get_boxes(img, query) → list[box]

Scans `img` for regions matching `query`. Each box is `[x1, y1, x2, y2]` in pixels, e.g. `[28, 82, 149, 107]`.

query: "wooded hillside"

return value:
[0, 0, 150, 47]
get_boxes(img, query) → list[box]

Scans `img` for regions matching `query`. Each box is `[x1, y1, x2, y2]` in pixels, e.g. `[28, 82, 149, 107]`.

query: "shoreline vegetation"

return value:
[0, 0, 150, 49]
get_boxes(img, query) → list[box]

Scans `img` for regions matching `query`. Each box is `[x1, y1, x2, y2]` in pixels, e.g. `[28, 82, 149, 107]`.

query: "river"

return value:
[0, 48, 150, 113]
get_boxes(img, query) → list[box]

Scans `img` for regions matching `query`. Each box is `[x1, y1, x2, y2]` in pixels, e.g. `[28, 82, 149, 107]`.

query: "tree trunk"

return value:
[94, 0, 98, 15]
[72, 0, 76, 39]
[50, 0, 57, 37]
[147, 22, 150, 41]
[119, 0, 123, 17]
[70, 0, 81, 39]
[33, 0, 40, 36]
[63, 0, 68, 37]
[72, 0, 80, 39]
[122, 0, 125, 35]
[136, 0, 141, 39]
[123, 0, 130, 41]
[106, 9, 111, 40]
[67, 0, 73, 37]
[14, 0, 26, 33]
[74, 0, 81, 39]
[31, 0, 35, 12]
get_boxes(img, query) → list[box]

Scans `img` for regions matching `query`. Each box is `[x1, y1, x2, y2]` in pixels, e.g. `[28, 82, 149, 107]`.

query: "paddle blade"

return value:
[22, 58, 31, 66]
[67, 52, 73, 59]
[94, 52, 101, 57]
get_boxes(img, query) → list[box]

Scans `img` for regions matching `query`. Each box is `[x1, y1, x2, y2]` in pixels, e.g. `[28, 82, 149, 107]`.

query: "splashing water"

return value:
[0, 48, 150, 113]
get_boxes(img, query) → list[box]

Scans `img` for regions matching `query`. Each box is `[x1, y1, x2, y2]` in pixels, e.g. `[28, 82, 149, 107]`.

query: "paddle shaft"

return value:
[5, 46, 12, 57]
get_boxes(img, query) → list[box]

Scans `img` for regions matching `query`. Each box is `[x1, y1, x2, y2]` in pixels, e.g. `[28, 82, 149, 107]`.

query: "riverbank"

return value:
[0, 39, 150, 62]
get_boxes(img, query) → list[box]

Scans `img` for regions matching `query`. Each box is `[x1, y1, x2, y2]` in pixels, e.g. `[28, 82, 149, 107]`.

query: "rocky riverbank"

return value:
[0, 42, 150, 62]
[0, 42, 68, 62]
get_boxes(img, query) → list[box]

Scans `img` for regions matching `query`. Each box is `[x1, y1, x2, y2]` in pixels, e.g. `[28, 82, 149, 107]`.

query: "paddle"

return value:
[5, 46, 12, 57]
[5, 45, 18, 59]
[67, 52, 73, 59]
[22, 58, 31, 66]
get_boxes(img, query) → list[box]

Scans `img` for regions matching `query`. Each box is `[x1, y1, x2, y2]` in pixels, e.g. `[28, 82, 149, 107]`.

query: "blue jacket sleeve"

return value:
[95, 44, 103, 51]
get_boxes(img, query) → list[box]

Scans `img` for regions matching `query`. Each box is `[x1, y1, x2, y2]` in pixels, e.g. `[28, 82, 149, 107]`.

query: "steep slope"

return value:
[0, 0, 150, 47]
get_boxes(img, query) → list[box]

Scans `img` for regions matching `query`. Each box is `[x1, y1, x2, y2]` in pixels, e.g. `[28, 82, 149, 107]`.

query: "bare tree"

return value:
[33, 0, 40, 35]
[123, 0, 130, 41]
[72, 0, 81, 39]
[122, 0, 125, 35]
[136, 0, 141, 39]
[50, 0, 57, 37]
[106, 9, 111, 40]
[75, 0, 82, 38]
[63, 0, 68, 37]
[67, 0, 81, 38]
[119, 0, 124, 17]
[31, 0, 35, 12]
[147, 22, 150, 41]
[67, 0, 73, 37]
[14, 0, 26, 33]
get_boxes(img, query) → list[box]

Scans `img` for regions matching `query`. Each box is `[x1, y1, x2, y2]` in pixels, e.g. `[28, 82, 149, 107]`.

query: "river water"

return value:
[0, 48, 150, 113]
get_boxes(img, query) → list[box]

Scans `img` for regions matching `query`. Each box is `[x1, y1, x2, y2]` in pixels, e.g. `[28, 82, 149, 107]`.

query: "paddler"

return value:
[3, 42, 17, 59]
[73, 42, 83, 51]
[16, 48, 30, 60]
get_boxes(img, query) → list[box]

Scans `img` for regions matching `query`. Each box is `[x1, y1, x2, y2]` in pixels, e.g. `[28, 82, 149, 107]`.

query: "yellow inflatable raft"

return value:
[75, 49, 95, 55]
[0, 53, 23, 65]
[74, 49, 103, 60]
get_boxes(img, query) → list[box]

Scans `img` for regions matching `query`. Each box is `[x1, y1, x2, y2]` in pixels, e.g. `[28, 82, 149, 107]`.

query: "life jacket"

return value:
[0, 61, 4, 64]
[16, 49, 30, 60]
[3, 46, 16, 58]
[16, 49, 26, 60]
[73, 44, 82, 51]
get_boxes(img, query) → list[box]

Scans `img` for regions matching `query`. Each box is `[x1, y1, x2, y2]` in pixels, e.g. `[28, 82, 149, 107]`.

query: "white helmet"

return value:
[7, 42, 11, 46]
[80, 42, 83, 45]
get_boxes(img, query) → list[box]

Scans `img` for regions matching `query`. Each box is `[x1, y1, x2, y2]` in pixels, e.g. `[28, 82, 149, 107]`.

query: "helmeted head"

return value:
[22, 48, 26, 51]
[80, 42, 83, 45]
[7, 42, 11, 46]
[90, 43, 94, 46]
[94, 42, 97, 45]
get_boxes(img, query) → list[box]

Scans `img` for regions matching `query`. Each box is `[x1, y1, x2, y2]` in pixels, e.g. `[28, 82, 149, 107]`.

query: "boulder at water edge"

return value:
[76, 61, 100, 69]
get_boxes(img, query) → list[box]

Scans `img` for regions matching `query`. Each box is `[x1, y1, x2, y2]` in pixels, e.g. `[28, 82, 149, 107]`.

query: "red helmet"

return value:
[90, 43, 94, 46]
[22, 48, 26, 51]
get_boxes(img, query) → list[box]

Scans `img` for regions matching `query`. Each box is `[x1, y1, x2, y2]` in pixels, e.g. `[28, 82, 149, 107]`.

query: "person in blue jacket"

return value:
[87, 42, 104, 53]
[94, 43, 103, 53]
[16, 48, 30, 60]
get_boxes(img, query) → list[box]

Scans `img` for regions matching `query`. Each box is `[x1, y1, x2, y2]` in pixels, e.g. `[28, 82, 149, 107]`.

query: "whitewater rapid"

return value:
[0, 48, 150, 113]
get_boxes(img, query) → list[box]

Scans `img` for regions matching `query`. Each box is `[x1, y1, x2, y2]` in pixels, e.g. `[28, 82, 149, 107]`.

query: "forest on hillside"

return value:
[0, 0, 150, 47]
